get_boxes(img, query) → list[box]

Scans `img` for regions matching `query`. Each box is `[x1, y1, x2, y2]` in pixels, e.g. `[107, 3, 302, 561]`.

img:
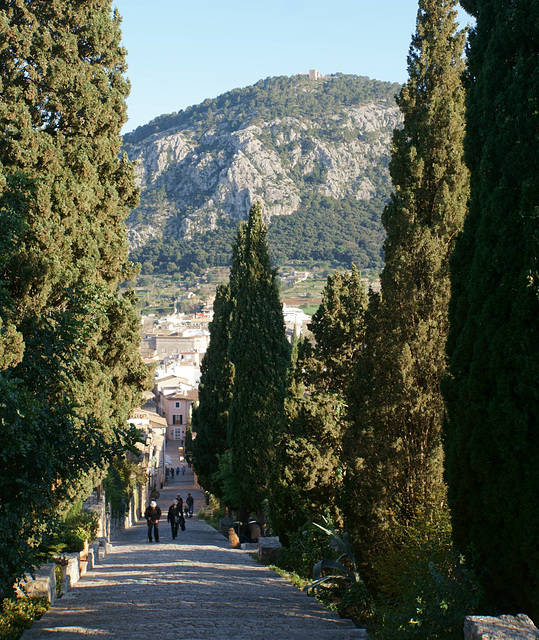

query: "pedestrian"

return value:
[167, 499, 182, 539]
[239, 519, 262, 543]
[176, 466, 180, 475]
[186, 492, 194, 517]
[176, 494, 183, 511]
[181, 465, 186, 476]
[170, 467, 174, 479]
[144, 500, 161, 543]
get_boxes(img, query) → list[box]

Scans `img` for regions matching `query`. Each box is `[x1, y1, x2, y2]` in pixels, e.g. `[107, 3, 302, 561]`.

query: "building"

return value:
[161, 389, 199, 443]
[129, 408, 168, 490]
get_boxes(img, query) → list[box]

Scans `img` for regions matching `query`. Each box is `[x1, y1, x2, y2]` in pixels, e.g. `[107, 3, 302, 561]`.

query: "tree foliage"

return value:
[226, 202, 290, 514]
[443, 0, 539, 619]
[0, 0, 148, 595]
[123, 74, 401, 149]
[271, 268, 368, 539]
[345, 0, 469, 574]
[191, 284, 234, 496]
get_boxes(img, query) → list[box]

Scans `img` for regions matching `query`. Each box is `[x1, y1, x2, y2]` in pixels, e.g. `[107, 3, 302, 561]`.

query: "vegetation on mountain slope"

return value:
[123, 74, 402, 274]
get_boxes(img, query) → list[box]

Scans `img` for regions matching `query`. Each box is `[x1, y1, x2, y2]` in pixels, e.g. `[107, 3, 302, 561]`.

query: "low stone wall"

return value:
[108, 507, 136, 541]
[16, 564, 57, 603]
[17, 485, 148, 603]
[464, 614, 539, 639]
[258, 537, 282, 562]
[82, 492, 107, 538]
[63, 554, 80, 588]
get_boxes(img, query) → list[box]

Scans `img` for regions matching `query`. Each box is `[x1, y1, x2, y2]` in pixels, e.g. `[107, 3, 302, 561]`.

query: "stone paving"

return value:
[22, 453, 366, 640]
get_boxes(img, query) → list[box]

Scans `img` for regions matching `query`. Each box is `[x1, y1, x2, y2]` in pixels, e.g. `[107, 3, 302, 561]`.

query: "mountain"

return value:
[123, 73, 402, 274]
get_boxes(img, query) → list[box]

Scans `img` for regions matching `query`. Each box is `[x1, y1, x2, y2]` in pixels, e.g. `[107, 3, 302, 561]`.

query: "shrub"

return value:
[47, 509, 99, 555]
[303, 519, 362, 594]
[103, 456, 146, 517]
[274, 520, 339, 580]
[0, 597, 49, 640]
[372, 553, 484, 640]
[369, 504, 486, 640]
[54, 565, 62, 598]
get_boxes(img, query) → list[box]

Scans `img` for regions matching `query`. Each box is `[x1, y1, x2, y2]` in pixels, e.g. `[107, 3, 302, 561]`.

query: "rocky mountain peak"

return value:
[123, 73, 402, 274]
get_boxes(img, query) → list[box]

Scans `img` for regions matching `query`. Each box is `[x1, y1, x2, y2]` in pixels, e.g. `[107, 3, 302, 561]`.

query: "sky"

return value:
[113, 1, 472, 135]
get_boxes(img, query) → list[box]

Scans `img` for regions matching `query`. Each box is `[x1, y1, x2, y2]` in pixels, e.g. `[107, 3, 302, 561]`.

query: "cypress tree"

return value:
[308, 267, 369, 394]
[346, 0, 468, 566]
[0, 1, 147, 593]
[444, 0, 539, 618]
[271, 268, 368, 539]
[192, 284, 234, 496]
[227, 202, 290, 515]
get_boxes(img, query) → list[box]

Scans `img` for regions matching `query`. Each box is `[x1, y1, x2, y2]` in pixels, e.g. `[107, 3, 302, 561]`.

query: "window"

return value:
[173, 415, 183, 425]
[175, 402, 180, 408]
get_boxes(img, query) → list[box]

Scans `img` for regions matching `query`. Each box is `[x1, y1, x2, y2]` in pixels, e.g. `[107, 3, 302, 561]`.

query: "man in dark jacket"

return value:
[186, 493, 194, 517]
[167, 499, 183, 539]
[144, 500, 161, 542]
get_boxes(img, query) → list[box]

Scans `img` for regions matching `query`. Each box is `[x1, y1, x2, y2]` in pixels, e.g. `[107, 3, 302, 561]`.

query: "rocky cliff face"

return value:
[123, 74, 402, 270]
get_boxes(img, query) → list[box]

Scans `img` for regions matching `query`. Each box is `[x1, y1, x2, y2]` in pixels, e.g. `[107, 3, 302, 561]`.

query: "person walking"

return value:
[186, 492, 194, 517]
[167, 499, 182, 539]
[144, 500, 161, 543]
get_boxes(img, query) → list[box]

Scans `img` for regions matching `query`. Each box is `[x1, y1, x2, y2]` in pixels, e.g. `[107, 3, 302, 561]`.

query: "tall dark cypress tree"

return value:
[271, 268, 368, 539]
[0, 1, 147, 593]
[192, 284, 234, 496]
[444, 0, 539, 618]
[346, 0, 468, 566]
[227, 202, 290, 515]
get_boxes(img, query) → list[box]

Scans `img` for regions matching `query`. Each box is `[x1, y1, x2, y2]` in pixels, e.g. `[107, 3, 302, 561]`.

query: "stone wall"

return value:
[16, 564, 57, 603]
[464, 614, 539, 640]
[82, 492, 107, 538]
[83, 483, 149, 543]
[18, 484, 148, 602]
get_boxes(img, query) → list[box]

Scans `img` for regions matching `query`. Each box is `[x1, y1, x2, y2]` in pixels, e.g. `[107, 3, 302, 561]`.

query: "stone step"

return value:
[21, 474, 368, 640]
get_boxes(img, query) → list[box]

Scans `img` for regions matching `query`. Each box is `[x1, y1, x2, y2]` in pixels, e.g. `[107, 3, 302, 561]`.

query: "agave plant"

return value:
[303, 517, 362, 594]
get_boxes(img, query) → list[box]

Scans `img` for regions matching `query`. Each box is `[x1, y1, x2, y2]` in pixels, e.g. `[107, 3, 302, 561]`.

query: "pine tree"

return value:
[271, 268, 368, 539]
[192, 284, 234, 496]
[346, 0, 469, 567]
[0, 1, 147, 594]
[444, 0, 539, 618]
[227, 202, 290, 515]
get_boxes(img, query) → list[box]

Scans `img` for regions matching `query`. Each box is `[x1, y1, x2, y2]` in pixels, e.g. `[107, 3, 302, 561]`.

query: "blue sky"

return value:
[113, 1, 472, 134]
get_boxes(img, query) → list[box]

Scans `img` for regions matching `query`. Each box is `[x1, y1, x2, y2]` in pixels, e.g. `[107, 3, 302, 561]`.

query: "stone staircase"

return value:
[22, 476, 368, 640]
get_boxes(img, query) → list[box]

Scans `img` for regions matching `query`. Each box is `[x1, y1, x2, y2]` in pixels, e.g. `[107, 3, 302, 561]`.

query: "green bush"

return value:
[54, 565, 62, 598]
[61, 529, 86, 553]
[274, 520, 339, 580]
[47, 509, 99, 555]
[372, 554, 484, 640]
[103, 458, 145, 517]
[0, 597, 49, 640]
[339, 581, 375, 626]
[368, 505, 486, 639]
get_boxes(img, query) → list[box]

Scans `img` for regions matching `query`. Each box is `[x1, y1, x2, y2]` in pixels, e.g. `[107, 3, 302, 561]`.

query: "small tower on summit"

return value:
[309, 69, 322, 80]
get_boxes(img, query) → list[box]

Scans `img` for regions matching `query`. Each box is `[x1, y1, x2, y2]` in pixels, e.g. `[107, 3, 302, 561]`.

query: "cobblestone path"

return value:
[22, 464, 366, 639]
